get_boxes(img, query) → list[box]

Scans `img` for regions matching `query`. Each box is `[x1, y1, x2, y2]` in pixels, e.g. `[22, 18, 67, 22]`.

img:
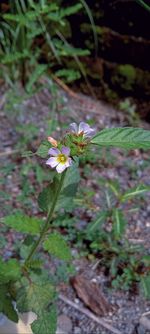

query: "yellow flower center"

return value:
[57, 154, 67, 163]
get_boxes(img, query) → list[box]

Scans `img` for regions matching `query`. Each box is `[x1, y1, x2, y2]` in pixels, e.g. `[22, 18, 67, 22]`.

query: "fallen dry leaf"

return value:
[70, 274, 113, 316]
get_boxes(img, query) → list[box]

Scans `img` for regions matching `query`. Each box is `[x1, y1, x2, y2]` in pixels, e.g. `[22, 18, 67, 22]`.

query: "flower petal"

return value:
[65, 157, 72, 167]
[79, 122, 91, 133]
[48, 148, 60, 156]
[56, 163, 67, 173]
[69, 122, 78, 133]
[79, 122, 95, 137]
[61, 146, 70, 156]
[46, 157, 58, 168]
[85, 128, 95, 137]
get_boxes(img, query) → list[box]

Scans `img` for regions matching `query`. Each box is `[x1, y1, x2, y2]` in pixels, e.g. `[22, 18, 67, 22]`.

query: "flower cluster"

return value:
[46, 122, 95, 173]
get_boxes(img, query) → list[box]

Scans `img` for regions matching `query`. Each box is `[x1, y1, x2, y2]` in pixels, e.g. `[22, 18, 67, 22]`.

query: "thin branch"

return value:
[59, 293, 123, 334]
[140, 316, 150, 330]
[0, 94, 6, 110]
[0, 149, 19, 157]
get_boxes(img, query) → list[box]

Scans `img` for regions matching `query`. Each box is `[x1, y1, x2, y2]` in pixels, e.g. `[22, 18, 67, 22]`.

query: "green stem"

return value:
[24, 170, 67, 266]
[136, 0, 150, 12]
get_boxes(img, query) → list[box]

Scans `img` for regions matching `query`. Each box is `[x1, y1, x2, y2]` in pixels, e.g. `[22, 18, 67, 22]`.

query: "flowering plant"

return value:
[1, 123, 150, 334]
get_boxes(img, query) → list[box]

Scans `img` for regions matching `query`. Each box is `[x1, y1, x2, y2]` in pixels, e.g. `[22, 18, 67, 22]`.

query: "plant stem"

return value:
[136, 0, 150, 12]
[24, 170, 67, 266]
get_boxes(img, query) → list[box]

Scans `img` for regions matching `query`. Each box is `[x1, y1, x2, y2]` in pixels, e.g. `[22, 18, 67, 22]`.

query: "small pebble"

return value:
[74, 326, 82, 334]
[74, 298, 80, 304]
[57, 314, 72, 334]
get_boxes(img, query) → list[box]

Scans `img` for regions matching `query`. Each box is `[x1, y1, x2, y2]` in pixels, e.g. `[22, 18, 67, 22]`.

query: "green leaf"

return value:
[31, 305, 57, 334]
[55, 69, 81, 83]
[106, 180, 120, 197]
[38, 175, 58, 212]
[57, 163, 80, 211]
[34, 164, 47, 185]
[17, 277, 56, 334]
[36, 141, 51, 158]
[38, 163, 80, 213]
[140, 275, 150, 299]
[0, 235, 6, 248]
[43, 232, 72, 261]
[22, 150, 35, 157]
[17, 279, 55, 313]
[3, 13, 27, 23]
[2, 50, 29, 64]
[26, 65, 47, 93]
[91, 127, 150, 149]
[112, 209, 127, 239]
[0, 258, 21, 284]
[57, 182, 78, 212]
[56, 41, 90, 57]
[87, 210, 108, 233]
[0, 285, 18, 322]
[59, 3, 82, 17]
[2, 214, 42, 235]
[38, 184, 53, 212]
[142, 255, 150, 266]
[110, 257, 118, 277]
[121, 184, 150, 202]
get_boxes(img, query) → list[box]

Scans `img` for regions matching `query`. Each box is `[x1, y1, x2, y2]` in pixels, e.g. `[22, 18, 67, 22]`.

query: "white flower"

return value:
[69, 122, 95, 138]
[46, 146, 72, 173]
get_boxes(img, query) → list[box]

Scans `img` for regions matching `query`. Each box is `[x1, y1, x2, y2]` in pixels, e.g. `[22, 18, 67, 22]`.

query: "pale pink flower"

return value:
[46, 146, 72, 173]
[69, 122, 95, 138]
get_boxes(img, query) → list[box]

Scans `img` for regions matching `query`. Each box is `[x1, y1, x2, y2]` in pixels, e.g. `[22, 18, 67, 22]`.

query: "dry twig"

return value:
[59, 293, 123, 334]
[0, 149, 19, 157]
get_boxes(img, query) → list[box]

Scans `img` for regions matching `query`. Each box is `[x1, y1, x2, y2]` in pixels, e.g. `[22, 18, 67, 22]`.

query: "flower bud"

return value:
[47, 137, 58, 147]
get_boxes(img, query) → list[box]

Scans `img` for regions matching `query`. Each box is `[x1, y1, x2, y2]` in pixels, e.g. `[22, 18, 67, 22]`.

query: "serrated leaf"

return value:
[140, 276, 150, 299]
[17, 278, 56, 334]
[57, 182, 78, 212]
[0, 285, 18, 322]
[43, 232, 72, 261]
[91, 127, 150, 149]
[36, 141, 51, 158]
[17, 279, 55, 314]
[22, 150, 35, 157]
[31, 305, 57, 334]
[87, 210, 108, 233]
[121, 184, 150, 202]
[112, 209, 127, 239]
[57, 163, 80, 211]
[2, 214, 42, 235]
[38, 163, 80, 213]
[0, 258, 21, 284]
[38, 178, 58, 212]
